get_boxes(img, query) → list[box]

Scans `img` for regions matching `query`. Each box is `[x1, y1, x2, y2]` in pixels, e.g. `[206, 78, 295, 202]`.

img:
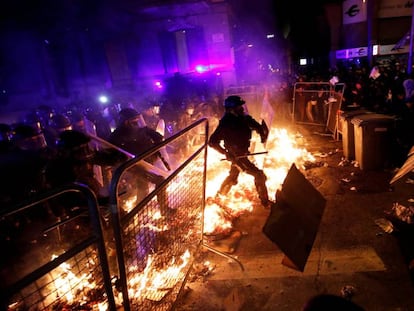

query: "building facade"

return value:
[332, 0, 413, 69]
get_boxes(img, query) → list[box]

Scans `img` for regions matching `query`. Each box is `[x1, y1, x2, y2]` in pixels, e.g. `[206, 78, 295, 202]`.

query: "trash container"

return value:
[339, 109, 371, 160]
[351, 113, 396, 170]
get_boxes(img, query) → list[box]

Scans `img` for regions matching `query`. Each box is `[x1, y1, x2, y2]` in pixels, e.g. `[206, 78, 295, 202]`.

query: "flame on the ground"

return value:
[128, 250, 191, 302]
[10, 250, 191, 310]
[10, 254, 110, 311]
[204, 127, 315, 235]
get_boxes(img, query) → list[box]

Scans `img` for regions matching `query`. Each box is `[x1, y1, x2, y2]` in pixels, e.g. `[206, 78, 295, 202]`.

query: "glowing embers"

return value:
[127, 250, 190, 303]
[8, 249, 109, 311]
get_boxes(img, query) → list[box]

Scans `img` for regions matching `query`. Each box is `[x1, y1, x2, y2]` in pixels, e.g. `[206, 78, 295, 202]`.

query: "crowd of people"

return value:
[265, 62, 414, 167]
[0, 93, 223, 212]
[1, 60, 414, 213]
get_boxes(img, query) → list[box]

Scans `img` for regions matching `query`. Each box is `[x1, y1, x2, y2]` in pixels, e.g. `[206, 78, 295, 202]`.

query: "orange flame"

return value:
[204, 127, 315, 235]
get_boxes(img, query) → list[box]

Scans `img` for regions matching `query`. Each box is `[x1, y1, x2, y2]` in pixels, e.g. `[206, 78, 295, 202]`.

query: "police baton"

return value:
[221, 151, 268, 161]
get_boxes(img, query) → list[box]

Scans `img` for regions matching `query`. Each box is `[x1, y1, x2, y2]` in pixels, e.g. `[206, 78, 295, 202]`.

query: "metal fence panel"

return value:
[1, 119, 209, 311]
[109, 118, 209, 311]
[0, 183, 116, 311]
[292, 82, 345, 133]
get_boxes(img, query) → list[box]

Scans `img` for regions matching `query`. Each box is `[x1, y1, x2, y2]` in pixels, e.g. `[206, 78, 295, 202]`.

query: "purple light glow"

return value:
[195, 65, 209, 73]
[154, 81, 163, 89]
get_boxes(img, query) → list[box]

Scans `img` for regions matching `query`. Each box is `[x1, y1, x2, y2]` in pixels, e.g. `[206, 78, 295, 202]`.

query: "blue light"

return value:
[98, 95, 109, 104]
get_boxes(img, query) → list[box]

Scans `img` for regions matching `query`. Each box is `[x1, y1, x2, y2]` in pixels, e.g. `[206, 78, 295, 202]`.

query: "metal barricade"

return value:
[109, 118, 209, 311]
[225, 85, 263, 120]
[1, 118, 237, 311]
[292, 81, 345, 135]
[0, 183, 116, 310]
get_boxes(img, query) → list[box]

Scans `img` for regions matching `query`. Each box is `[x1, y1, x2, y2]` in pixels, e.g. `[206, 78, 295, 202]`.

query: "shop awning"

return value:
[392, 31, 410, 51]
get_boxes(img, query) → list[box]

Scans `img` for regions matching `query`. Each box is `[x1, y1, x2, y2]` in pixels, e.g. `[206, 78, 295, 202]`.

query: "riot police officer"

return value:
[1, 124, 52, 206]
[208, 95, 272, 209]
[108, 108, 172, 215]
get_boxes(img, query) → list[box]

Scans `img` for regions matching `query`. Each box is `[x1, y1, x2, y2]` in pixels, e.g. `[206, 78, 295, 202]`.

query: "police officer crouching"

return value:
[208, 95, 272, 209]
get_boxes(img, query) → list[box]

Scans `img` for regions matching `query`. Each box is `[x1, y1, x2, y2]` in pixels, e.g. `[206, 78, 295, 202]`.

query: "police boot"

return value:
[218, 183, 232, 196]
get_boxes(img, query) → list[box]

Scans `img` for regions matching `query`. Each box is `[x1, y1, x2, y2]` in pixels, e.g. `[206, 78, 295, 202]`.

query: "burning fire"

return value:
[127, 250, 190, 302]
[7, 124, 316, 310]
[8, 250, 191, 310]
[204, 127, 315, 235]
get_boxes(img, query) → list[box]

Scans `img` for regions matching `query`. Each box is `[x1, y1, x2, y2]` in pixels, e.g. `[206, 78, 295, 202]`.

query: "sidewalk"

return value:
[174, 124, 414, 311]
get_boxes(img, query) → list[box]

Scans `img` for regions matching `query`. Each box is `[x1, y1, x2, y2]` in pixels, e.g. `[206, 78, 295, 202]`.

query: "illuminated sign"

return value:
[343, 0, 367, 24]
[336, 44, 410, 60]
[379, 44, 410, 55]
[335, 47, 367, 59]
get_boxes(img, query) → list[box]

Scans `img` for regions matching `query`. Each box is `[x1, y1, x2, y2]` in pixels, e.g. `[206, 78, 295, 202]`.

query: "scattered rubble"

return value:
[390, 203, 414, 224]
[375, 218, 394, 233]
[340, 285, 357, 300]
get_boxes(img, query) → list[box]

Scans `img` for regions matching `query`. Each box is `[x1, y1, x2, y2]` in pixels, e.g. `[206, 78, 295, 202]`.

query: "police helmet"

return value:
[119, 108, 139, 122]
[224, 96, 245, 108]
[57, 130, 93, 160]
[12, 124, 41, 141]
[12, 124, 47, 150]
[49, 114, 72, 132]
[58, 129, 90, 148]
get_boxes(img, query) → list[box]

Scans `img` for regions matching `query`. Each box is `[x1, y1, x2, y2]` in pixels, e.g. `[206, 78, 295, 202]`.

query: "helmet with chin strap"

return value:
[57, 130, 93, 160]
[224, 95, 245, 108]
[118, 108, 140, 124]
[118, 108, 146, 128]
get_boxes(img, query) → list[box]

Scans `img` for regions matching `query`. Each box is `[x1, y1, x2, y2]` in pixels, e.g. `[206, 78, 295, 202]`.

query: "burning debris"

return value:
[7, 249, 110, 311]
[203, 127, 317, 241]
[127, 250, 190, 302]
[389, 202, 414, 224]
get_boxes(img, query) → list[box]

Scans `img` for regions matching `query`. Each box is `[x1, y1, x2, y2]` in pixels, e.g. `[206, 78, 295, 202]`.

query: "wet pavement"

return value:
[174, 123, 414, 311]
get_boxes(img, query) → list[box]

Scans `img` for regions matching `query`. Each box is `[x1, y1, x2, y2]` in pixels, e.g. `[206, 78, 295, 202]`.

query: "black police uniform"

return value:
[208, 96, 270, 208]
[108, 110, 170, 215]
